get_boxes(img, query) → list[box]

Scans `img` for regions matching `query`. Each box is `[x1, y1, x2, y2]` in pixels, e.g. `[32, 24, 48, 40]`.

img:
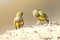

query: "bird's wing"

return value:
[38, 10, 48, 18]
[43, 13, 48, 18]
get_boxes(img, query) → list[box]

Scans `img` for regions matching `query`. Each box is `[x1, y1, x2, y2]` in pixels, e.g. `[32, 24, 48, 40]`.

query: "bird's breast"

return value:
[16, 21, 24, 27]
[37, 16, 46, 21]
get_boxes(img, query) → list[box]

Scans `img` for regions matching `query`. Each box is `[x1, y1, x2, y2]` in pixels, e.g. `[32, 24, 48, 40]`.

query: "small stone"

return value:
[34, 31, 37, 33]
[50, 30, 52, 32]
[57, 36, 60, 39]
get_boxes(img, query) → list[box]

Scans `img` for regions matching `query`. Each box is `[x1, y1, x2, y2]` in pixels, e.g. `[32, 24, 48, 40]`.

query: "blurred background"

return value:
[0, 0, 60, 34]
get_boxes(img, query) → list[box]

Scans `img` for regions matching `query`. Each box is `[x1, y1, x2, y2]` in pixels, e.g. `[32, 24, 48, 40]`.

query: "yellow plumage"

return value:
[38, 16, 46, 21]
[15, 21, 24, 27]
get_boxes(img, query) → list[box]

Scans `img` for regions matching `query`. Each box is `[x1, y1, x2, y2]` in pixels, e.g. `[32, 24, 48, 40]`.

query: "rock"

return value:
[0, 22, 60, 40]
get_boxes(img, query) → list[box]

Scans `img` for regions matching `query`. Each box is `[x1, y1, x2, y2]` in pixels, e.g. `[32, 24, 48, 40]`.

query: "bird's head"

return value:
[33, 9, 38, 19]
[16, 11, 23, 17]
[33, 9, 37, 13]
[33, 9, 38, 15]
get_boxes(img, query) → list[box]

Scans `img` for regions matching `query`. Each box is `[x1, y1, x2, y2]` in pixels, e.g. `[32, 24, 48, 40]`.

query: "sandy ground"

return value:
[0, 21, 60, 40]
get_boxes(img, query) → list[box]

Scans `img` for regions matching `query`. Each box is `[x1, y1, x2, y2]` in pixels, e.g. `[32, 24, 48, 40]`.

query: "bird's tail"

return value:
[46, 19, 49, 23]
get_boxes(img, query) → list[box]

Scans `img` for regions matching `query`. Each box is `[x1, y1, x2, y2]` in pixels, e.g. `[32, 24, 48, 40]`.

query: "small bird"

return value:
[14, 11, 24, 29]
[33, 9, 49, 25]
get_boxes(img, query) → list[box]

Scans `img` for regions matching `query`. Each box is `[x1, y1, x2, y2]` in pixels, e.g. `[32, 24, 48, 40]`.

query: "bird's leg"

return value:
[36, 20, 40, 25]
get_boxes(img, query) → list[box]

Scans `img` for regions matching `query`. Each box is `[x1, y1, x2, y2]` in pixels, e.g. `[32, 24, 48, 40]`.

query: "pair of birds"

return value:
[14, 10, 49, 29]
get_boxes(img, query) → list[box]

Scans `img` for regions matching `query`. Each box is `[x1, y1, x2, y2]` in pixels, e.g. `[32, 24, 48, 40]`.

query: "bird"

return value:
[14, 11, 24, 29]
[33, 9, 49, 25]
